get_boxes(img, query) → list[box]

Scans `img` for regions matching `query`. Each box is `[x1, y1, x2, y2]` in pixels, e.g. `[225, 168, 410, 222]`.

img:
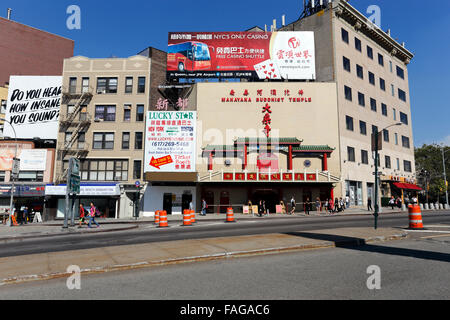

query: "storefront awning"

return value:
[392, 182, 422, 191]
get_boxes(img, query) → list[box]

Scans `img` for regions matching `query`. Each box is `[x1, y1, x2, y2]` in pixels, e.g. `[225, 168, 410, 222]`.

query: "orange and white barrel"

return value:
[190, 210, 196, 224]
[154, 210, 160, 225]
[182, 209, 192, 226]
[226, 207, 235, 223]
[408, 204, 424, 229]
[158, 210, 169, 228]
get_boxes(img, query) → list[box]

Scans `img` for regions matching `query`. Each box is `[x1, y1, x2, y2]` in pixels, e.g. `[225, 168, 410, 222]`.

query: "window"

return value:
[391, 84, 395, 97]
[367, 46, 373, 59]
[80, 105, 88, 121]
[81, 159, 128, 182]
[359, 121, 367, 135]
[378, 53, 384, 66]
[0, 171, 5, 182]
[400, 112, 408, 125]
[18, 171, 44, 182]
[385, 156, 391, 169]
[372, 125, 378, 135]
[138, 77, 146, 93]
[95, 105, 116, 121]
[402, 136, 410, 149]
[125, 77, 133, 93]
[136, 105, 144, 122]
[389, 61, 393, 73]
[81, 78, 90, 93]
[356, 64, 364, 79]
[383, 129, 389, 142]
[67, 104, 75, 115]
[358, 92, 365, 107]
[381, 103, 387, 116]
[344, 86, 352, 101]
[347, 147, 355, 162]
[396, 66, 405, 79]
[122, 132, 130, 149]
[398, 89, 407, 102]
[135, 132, 143, 150]
[404, 160, 412, 172]
[396, 158, 400, 170]
[64, 132, 72, 146]
[343, 56, 351, 72]
[395, 133, 399, 145]
[380, 78, 386, 91]
[124, 104, 131, 121]
[370, 98, 377, 112]
[368, 71, 375, 85]
[355, 37, 362, 52]
[93, 133, 114, 149]
[341, 28, 349, 43]
[393, 108, 397, 121]
[69, 77, 77, 94]
[77, 131, 86, 149]
[97, 77, 118, 94]
[346, 116, 354, 131]
[133, 160, 142, 180]
[361, 150, 369, 165]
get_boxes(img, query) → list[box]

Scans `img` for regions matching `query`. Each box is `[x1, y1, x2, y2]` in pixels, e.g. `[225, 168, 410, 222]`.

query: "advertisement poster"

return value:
[167, 31, 315, 80]
[144, 111, 197, 173]
[3, 76, 62, 139]
[0, 147, 47, 171]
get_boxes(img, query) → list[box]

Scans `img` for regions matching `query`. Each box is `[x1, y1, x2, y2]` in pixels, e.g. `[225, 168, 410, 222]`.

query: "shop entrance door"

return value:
[252, 189, 279, 213]
[163, 193, 172, 215]
[182, 194, 192, 212]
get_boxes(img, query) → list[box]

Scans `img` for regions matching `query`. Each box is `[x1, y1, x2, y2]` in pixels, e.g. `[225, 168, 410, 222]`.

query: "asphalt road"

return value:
[1, 211, 449, 258]
[1, 234, 449, 300]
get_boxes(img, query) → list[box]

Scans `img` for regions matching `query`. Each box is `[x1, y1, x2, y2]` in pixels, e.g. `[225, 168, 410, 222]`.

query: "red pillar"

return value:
[243, 144, 248, 170]
[288, 145, 293, 170]
[330, 187, 334, 201]
[323, 153, 328, 171]
[208, 152, 213, 171]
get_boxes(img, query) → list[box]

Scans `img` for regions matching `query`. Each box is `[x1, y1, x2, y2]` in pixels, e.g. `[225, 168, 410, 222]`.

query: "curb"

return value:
[0, 231, 408, 286]
[0, 225, 139, 243]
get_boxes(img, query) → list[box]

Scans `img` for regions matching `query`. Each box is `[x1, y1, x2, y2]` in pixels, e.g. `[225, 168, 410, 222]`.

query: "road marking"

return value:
[420, 225, 450, 228]
[403, 229, 450, 234]
[420, 234, 450, 239]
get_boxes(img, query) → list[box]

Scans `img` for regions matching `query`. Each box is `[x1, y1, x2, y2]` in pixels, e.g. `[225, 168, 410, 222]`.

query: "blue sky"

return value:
[2, 0, 449, 147]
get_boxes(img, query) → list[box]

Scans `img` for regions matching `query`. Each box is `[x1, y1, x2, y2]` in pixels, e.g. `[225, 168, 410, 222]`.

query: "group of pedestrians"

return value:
[78, 202, 100, 228]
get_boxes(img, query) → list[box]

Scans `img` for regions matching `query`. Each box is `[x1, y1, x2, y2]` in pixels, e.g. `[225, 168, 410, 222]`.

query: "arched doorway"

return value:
[251, 189, 279, 213]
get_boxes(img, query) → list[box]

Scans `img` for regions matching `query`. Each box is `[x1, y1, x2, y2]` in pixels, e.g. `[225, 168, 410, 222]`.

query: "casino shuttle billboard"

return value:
[167, 31, 315, 81]
[3, 76, 62, 140]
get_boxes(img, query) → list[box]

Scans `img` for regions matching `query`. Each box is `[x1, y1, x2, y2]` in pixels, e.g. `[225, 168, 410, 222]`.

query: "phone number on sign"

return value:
[151, 142, 190, 147]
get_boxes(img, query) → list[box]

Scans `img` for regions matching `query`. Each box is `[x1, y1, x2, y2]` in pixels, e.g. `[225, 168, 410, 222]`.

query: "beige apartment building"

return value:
[49, 53, 164, 219]
[280, 0, 416, 207]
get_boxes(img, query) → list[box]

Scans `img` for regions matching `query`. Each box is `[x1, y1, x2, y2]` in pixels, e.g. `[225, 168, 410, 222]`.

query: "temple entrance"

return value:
[251, 189, 279, 213]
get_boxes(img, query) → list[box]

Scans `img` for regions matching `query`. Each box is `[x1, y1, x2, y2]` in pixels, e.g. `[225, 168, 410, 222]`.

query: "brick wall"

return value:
[0, 17, 74, 86]
[148, 47, 167, 110]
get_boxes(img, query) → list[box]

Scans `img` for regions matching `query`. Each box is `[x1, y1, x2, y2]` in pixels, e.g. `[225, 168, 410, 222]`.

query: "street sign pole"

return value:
[63, 161, 72, 229]
[373, 132, 380, 230]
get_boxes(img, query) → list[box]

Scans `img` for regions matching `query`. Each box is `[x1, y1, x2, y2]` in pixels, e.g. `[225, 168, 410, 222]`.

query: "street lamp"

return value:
[373, 122, 403, 229]
[441, 144, 450, 208]
[2, 119, 18, 227]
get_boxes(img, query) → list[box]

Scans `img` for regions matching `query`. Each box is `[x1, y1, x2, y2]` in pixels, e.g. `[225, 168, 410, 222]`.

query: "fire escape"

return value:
[55, 85, 93, 184]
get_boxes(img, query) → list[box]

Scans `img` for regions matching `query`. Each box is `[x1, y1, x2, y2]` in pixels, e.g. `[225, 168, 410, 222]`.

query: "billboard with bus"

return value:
[167, 32, 316, 81]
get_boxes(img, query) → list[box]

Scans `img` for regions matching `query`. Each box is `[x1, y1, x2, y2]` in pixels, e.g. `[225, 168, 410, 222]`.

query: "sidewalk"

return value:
[0, 206, 441, 241]
[0, 226, 408, 286]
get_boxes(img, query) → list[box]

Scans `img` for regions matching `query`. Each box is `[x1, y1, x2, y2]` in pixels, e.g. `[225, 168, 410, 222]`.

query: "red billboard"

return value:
[167, 32, 315, 81]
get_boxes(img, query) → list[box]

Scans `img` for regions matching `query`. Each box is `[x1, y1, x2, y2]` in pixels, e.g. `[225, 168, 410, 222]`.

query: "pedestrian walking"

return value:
[315, 197, 321, 213]
[334, 198, 340, 213]
[345, 195, 350, 209]
[280, 201, 286, 214]
[304, 198, 311, 215]
[78, 204, 87, 228]
[328, 198, 334, 214]
[290, 196, 296, 215]
[324, 198, 329, 213]
[88, 202, 100, 228]
[258, 200, 264, 217]
[389, 196, 395, 210]
[396, 197, 402, 209]
[201, 198, 207, 216]
[367, 197, 373, 211]
[23, 206, 29, 224]
[339, 198, 345, 212]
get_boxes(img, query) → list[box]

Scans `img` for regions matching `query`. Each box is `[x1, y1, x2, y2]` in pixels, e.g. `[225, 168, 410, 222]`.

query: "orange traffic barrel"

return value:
[190, 210, 196, 224]
[182, 209, 192, 226]
[225, 207, 236, 223]
[408, 204, 424, 229]
[154, 210, 160, 225]
[158, 210, 169, 228]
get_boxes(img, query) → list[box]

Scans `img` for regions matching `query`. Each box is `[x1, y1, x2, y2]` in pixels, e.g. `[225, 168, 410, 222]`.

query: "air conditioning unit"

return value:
[97, 89, 106, 94]
[94, 117, 101, 122]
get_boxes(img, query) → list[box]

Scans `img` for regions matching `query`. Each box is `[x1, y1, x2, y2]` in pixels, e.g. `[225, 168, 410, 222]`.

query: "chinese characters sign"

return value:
[167, 32, 315, 80]
[144, 111, 197, 173]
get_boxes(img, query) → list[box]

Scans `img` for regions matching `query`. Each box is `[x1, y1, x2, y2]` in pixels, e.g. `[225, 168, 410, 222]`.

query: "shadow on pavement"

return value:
[284, 232, 450, 263]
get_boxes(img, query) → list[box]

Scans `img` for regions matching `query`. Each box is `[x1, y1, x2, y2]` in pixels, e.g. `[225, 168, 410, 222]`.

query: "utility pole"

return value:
[442, 146, 449, 207]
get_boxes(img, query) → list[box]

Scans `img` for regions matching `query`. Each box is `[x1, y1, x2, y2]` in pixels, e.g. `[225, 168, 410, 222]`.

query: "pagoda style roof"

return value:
[235, 137, 303, 145]
[293, 145, 335, 152]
